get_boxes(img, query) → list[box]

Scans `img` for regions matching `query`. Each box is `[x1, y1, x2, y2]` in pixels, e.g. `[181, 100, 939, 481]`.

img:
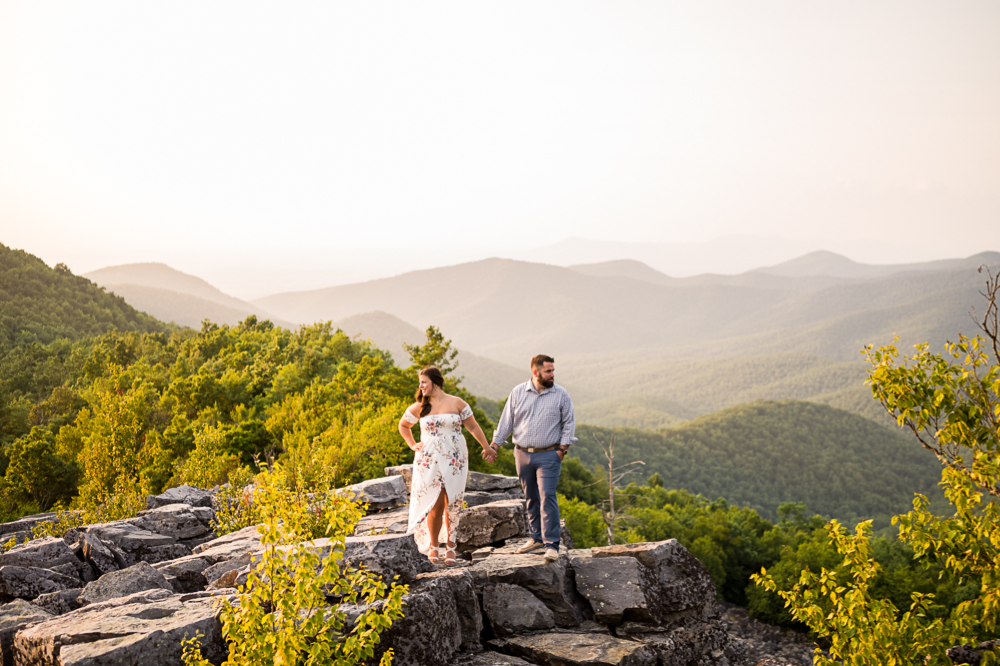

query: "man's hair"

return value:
[531, 354, 554, 371]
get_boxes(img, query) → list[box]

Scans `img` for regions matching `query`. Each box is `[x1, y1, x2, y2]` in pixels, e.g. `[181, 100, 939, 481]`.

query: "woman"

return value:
[398, 366, 496, 565]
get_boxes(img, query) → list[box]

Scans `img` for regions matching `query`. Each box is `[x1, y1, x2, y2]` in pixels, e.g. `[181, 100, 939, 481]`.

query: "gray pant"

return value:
[514, 448, 561, 547]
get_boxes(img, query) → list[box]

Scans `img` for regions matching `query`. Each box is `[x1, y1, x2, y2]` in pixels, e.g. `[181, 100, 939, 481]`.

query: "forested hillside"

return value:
[570, 400, 941, 526]
[0, 244, 168, 348]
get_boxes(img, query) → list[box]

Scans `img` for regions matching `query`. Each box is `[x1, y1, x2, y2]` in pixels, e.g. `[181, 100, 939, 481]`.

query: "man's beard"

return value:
[538, 376, 554, 389]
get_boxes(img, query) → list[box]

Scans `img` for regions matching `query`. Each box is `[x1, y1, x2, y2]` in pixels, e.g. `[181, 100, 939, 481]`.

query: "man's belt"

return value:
[516, 443, 562, 453]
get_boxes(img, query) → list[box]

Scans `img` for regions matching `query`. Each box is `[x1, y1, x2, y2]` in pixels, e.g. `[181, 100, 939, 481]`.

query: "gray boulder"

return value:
[455, 500, 528, 552]
[0, 599, 51, 664]
[0, 566, 82, 601]
[84, 522, 186, 566]
[129, 504, 211, 540]
[201, 553, 252, 587]
[153, 557, 211, 593]
[569, 553, 653, 625]
[468, 553, 588, 627]
[31, 588, 83, 616]
[192, 524, 261, 558]
[413, 568, 482, 652]
[483, 583, 556, 635]
[492, 632, 658, 666]
[345, 475, 408, 512]
[466, 471, 520, 492]
[148, 484, 214, 509]
[78, 561, 174, 606]
[354, 506, 410, 537]
[79, 532, 122, 576]
[343, 534, 434, 584]
[589, 540, 716, 617]
[13, 588, 230, 666]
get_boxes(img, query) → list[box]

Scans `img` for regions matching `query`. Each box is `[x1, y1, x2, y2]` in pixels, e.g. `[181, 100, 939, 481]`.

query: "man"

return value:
[490, 354, 575, 563]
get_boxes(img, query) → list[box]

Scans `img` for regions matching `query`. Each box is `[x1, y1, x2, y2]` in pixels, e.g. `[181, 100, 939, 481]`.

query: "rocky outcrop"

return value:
[0, 470, 750, 666]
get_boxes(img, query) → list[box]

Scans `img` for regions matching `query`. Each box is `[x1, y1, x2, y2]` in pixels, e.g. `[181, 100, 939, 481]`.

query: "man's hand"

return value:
[481, 446, 497, 463]
[557, 446, 568, 461]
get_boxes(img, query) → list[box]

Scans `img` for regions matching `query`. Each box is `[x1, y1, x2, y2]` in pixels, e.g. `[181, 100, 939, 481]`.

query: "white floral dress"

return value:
[403, 406, 471, 554]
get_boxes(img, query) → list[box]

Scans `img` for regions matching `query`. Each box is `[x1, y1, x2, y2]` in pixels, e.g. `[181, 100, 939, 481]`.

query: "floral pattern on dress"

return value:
[405, 409, 472, 554]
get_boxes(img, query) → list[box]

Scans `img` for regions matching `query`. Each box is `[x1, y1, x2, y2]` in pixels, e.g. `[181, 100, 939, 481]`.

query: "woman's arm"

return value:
[399, 405, 423, 452]
[463, 409, 497, 463]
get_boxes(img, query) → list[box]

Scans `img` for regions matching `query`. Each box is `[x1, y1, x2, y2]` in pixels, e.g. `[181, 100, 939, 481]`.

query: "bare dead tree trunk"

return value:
[593, 434, 645, 546]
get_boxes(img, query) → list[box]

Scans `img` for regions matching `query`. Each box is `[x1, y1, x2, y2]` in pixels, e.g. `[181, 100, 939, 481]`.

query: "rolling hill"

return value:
[85, 263, 293, 329]
[0, 244, 168, 347]
[251, 251, 999, 427]
[569, 400, 942, 526]
[254, 253, 999, 365]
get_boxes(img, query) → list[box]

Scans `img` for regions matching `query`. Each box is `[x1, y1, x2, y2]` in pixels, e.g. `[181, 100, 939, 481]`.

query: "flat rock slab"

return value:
[14, 588, 230, 666]
[0, 599, 51, 665]
[455, 500, 528, 552]
[129, 504, 210, 540]
[0, 514, 58, 537]
[79, 561, 174, 606]
[344, 533, 433, 584]
[589, 540, 715, 616]
[0, 537, 83, 573]
[148, 485, 214, 509]
[466, 472, 520, 492]
[493, 633, 657, 666]
[345, 476, 408, 512]
[354, 506, 409, 537]
[31, 589, 83, 616]
[84, 522, 189, 566]
[190, 526, 262, 562]
[0, 567, 81, 601]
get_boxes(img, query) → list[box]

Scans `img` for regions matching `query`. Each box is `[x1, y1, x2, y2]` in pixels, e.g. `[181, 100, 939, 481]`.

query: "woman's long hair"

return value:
[416, 366, 445, 417]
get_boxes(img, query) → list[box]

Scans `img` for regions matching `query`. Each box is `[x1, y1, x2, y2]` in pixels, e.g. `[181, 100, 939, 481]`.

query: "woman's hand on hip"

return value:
[410, 442, 424, 453]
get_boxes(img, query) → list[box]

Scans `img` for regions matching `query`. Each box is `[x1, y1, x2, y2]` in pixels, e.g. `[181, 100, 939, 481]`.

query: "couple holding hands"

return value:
[397, 354, 575, 566]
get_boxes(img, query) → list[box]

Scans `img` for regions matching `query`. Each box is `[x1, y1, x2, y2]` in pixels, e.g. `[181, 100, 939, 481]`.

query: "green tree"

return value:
[753, 269, 1000, 664]
[402, 325, 457, 375]
[4, 427, 77, 511]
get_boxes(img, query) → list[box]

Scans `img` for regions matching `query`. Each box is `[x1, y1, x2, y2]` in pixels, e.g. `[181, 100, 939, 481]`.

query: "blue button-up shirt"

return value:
[492, 380, 576, 449]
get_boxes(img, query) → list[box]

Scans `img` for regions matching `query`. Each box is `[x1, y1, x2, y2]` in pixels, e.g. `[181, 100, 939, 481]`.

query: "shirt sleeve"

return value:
[401, 408, 419, 425]
[559, 391, 576, 447]
[492, 394, 515, 446]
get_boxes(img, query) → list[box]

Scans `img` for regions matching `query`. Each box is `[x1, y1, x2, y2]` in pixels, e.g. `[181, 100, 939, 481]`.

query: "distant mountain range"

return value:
[77, 249, 1000, 427]
[84, 263, 294, 329]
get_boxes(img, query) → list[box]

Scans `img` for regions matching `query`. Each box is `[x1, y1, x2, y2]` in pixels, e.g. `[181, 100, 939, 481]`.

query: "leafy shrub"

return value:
[182, 465, 407, 666]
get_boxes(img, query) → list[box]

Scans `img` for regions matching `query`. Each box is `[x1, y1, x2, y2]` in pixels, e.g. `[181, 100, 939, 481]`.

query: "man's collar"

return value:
[526, 379, 553, 395]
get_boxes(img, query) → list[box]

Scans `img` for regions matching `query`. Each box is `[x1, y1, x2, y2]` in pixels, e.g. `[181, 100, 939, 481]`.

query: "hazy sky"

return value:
[2, 1, 999, 297]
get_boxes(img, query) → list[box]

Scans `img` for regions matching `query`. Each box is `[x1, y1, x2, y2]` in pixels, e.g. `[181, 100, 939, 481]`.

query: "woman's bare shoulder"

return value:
[404, 402, 422, 416]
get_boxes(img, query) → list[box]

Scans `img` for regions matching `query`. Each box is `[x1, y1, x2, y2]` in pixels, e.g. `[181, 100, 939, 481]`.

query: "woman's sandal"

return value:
[444, 544, 457, 566]
[428, 546, 442, 564]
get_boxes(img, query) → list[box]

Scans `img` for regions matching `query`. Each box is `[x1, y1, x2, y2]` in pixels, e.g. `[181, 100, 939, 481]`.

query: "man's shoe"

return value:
[543, 547, 559, 562]
[515, 540, 544, 554]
